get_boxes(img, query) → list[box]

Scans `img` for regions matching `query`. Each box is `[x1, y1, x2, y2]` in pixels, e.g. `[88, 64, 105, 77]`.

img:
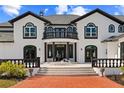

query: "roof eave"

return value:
[9, 11, 51, 24]
[70, 8, 124, 24]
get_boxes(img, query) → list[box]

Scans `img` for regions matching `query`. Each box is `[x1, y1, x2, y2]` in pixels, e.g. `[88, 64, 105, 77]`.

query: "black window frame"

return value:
[118, 25, 124, 33]
[84, 23, 98, 39]
[67, 26, 73, 32]
[109, 24, 115, 33]
[23, 45, 37, 59]
[23, 22, 37, 39]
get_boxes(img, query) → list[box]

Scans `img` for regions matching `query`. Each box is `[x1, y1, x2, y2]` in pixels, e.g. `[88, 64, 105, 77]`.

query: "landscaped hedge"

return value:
[0, 61, 26, 79]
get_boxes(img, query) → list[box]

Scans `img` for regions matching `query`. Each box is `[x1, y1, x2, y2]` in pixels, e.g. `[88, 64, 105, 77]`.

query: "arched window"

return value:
[118, 25, 124, 33]
[24, 45, 37, 59]
[67, 27, 73, 32]
[23, 22, 37, 38]
[84, 23, 98, 39]
[44, 27, 47, 32]
[109, 24, 115, 33]
[73, 27, 77, 32]
[48, 27, 53, 32]
[85, 45, 97, 62]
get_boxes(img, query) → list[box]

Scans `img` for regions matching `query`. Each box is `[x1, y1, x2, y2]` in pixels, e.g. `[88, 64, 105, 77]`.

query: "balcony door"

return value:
[85, 45, 97, 62]
[55, 28, 65, 38]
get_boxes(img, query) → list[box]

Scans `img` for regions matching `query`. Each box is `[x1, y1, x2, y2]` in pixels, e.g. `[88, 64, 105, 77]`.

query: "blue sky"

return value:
[0, 5, 124, 23]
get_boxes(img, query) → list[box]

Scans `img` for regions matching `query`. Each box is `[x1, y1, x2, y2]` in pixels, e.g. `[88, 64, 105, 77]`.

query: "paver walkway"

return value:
[10, 76, 124, 88]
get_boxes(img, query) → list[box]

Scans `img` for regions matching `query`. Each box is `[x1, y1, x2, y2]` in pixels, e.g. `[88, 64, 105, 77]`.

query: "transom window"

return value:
[109, 24, 115, 33]
[118, 25, 124, 33]
[23, 22, 37, 39]
[84, 23, 98, 39]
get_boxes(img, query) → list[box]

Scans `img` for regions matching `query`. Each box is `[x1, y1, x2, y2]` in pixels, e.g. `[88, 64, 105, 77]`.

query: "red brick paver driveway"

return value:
[11, 76, 124, 88]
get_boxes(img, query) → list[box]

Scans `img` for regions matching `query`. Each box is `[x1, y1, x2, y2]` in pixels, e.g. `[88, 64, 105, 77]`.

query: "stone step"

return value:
[36, 73, 98, 76]
[38, 71, 96, 73]
[39, 67, 93, 69]
[36, 67, 97, 76]
[38, 68, 94, 71]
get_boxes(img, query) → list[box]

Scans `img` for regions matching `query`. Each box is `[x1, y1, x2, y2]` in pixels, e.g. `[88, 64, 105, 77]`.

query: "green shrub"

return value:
[120, 67, 124, 72]
[0, 61, 26, 79]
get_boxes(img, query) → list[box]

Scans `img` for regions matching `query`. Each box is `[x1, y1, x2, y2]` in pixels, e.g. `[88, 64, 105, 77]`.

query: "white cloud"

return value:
[114, 12, 120, 15]
[55, 5, 68, 14]
[44, 8, 48, 13]
[2, 5, 22, 16]
[55, 5, 89, 15]
[68, 6, 89, 16]
[114, 5, 124, 15]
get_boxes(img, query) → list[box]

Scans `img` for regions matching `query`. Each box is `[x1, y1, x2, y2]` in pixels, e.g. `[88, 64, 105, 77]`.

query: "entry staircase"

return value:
[36, 62, 98, 76]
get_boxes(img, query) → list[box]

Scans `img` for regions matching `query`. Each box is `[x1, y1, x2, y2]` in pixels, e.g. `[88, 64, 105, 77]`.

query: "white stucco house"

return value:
[0, 8, 124, 76]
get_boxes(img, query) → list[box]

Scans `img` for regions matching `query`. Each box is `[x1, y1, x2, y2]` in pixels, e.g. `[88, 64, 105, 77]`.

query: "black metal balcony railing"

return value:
[43, 32, 78, 39]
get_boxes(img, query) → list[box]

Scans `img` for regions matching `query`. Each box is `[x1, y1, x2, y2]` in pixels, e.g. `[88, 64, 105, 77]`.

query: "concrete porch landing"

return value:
[40, 62, 92, 67]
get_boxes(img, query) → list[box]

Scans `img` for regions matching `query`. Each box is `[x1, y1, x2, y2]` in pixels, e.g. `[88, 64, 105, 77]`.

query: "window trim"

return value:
[84, 23, 98, 39]
[67, 26, 73, 32]
[109, 24, 115, 33]
[118, 25, 124, 33]
[47, 27, 54, 32]
[23, 22, 37, 39]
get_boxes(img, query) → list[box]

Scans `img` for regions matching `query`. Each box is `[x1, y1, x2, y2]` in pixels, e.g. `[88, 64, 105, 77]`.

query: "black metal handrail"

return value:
[43, 32, 78, 39]
[0, 57, 40, 68]
[92, 58, 124, 68]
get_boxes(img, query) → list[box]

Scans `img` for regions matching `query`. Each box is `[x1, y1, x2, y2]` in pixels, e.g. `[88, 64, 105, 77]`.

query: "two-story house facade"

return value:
[1, 8, 124, 65]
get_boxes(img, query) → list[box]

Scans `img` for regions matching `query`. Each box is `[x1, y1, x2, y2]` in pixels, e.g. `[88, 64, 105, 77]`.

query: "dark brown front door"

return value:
[85, 45, 97, 62]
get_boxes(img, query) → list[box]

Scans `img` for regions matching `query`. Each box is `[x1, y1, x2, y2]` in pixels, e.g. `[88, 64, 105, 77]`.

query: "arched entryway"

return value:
[24, 45, 37, 59]
[85, 45, 97, 62]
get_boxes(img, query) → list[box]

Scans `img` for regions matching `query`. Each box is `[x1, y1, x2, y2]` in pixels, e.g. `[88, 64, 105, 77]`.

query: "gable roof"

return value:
[70, 8, 124, 24]
[9, 11, 51, 24]
[43, 15, 79, 24]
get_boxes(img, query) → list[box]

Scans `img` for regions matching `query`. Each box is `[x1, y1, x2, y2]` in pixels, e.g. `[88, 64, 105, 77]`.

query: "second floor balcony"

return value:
[43, 31, 78, 39]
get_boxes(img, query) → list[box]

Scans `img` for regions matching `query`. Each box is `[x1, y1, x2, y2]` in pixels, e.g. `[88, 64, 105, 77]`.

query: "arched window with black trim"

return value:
[73, 27, 77, 32]
[23, 22, 37, 39]
[48, 27, 53, 32]
[85, 45, 97, 62]
[118, 25, 124, 33]
[67, 26, 73, 32]
[84, 23, 98, 39]
[24, 45, 37, 59]
[109, 24, 115, 33]
[44, 27, 48, 32]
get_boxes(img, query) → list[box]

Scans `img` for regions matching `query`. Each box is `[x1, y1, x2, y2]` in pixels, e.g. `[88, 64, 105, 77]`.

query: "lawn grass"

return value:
[0, 79, 18, 88]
